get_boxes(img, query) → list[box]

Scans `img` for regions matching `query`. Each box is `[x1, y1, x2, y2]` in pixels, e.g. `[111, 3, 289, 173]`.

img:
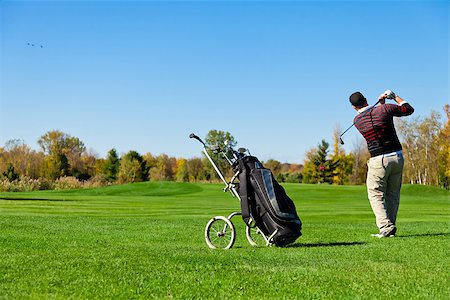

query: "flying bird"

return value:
[27, 42, 44, 48]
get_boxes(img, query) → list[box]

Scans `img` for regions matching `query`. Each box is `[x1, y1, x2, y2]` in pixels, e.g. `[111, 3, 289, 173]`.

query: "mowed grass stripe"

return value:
[0, 182, 449, 299]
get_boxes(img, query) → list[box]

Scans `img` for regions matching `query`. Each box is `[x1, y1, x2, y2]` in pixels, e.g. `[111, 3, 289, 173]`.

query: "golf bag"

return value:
[233, 156, 302, 246]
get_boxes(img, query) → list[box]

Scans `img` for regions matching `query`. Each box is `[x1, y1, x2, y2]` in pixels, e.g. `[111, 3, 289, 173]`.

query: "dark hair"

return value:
[349, 92, 367, 108]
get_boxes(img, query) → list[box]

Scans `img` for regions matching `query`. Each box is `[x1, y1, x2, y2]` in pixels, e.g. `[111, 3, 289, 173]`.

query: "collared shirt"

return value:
[357, 101, 409, 114]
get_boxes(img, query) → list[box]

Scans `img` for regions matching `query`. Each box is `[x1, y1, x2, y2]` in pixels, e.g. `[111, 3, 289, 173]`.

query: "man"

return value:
[349, 90, 414, 237]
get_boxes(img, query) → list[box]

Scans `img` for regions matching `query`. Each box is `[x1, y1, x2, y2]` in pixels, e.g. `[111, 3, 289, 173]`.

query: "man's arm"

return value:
[379, 91, 414, 116]
[394, 95, 406, 105]
[392, 95, 414, 116]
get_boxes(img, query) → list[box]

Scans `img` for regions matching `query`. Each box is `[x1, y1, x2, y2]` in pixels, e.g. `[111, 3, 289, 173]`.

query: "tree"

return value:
[41, 154, 69, 180]
[78, 150, 99, 180]
[149, 154, 175, 181]
[102, 149, 120, 181]
[284, 172, 303, 183]
[95, 158, 106, 177]
[331, 126, 354, 185]
[302, 140, 336, 184]
[143, 152, 157, 180]
[117, 151, 144, 183]
[203, 130, 237, 181]
[128, 151, 148, 180]
[175, 158, 189, 182]
[397, 111, 441, 185]
[37, 130, 86, 178]
[437, 104, 450, 188]
[38, 130, 85, 155]
[2, 164, 19, 182]
[264, 159, 282, 177]
[349, 138, 370, 185]
[186, 158, 204, 182]
[302, 147, 319, 184]
[314, 140, 334, 184]
[0, 139, 44, 179]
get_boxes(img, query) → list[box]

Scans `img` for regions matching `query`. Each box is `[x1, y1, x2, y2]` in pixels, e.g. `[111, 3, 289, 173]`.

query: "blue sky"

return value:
[0, 0, 448, 163]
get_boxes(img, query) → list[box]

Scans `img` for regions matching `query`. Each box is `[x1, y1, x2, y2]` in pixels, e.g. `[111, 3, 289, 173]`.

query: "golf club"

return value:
[339, 99, 381, 145]
[189, 133, 206, 146]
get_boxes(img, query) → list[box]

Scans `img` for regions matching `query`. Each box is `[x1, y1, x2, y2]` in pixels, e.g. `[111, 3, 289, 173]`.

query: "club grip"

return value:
[189, 133, 205, 146]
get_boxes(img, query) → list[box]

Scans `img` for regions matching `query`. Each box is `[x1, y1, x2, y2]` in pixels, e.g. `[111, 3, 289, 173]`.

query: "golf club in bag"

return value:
[189, 133, 302, 249]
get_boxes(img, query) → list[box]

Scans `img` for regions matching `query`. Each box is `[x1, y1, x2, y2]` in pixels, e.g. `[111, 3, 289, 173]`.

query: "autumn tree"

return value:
[143, 153, 157, 179]
[397, 111, 441, 185]
[264, 159, 282, 177]
[117, 151, 145, 183]
[175, 158, 189, 182]
[38, 130, 86, 179]
[302, 147, 319, 184]
[186, 158, 204, 182]
[437, 104, 450, 188]
[78, 150, 99, 180]
[331, 126, 354, 185]
[0, 139, 44, 178]
[149, 154, 176, 181]
[348, 138, 370, 185]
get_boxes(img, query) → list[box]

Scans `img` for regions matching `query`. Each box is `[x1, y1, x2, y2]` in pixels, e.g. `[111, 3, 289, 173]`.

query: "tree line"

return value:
[0, 129, 304, 191]
[0, 105, 448, 191]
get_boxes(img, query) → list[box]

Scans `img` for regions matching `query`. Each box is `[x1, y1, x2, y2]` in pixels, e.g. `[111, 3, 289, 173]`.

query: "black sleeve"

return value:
[385, 103, 414, 117]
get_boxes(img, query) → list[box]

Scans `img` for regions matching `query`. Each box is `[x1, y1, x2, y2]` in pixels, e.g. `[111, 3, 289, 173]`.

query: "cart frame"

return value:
[189, 133, 272, 249]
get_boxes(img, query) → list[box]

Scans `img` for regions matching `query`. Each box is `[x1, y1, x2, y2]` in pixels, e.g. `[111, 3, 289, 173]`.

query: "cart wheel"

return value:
[246, 224, 269, 247]
[205, 216, 236, 249]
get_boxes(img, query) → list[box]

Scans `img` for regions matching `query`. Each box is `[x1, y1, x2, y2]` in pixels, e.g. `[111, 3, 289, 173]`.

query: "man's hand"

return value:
[378, 93, 387, 104]
[384, 90, 396, 99]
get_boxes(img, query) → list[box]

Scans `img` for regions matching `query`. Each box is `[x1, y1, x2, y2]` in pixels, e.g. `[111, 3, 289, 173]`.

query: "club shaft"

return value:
[340, 99, 381, 139]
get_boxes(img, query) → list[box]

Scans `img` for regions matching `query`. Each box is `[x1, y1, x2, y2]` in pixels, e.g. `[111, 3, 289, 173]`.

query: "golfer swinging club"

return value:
[349, 90, 414, 237]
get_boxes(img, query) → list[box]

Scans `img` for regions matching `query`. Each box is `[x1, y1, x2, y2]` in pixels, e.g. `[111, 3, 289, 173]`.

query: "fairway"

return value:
[0, 182, 449, 299]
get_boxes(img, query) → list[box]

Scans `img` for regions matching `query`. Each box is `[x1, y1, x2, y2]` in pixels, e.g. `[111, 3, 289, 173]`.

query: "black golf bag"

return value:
[233, 156, 302, 246]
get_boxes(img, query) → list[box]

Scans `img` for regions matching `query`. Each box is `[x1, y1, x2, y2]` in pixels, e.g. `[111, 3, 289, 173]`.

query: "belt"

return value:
[371, 150, 402, 160]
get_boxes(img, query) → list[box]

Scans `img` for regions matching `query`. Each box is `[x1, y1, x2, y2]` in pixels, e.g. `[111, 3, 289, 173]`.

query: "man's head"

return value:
[349, 92, 368, 110]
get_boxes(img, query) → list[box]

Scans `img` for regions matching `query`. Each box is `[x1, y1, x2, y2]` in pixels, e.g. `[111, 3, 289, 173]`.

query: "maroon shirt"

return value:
[354, 103, 414, 157]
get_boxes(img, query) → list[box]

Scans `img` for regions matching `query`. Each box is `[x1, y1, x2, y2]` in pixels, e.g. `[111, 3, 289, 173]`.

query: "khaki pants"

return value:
[366, 152, 404, 233]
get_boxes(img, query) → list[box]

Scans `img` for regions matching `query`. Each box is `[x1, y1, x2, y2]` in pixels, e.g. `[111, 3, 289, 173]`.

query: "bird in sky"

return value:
[27, 42, 43, 48]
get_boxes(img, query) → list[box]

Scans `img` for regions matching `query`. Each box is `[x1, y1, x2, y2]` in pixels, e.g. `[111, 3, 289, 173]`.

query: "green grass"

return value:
[0, 182, 449, 299]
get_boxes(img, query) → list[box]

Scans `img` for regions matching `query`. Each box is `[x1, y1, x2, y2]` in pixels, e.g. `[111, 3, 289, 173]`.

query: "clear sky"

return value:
[0, 0, 448, 163]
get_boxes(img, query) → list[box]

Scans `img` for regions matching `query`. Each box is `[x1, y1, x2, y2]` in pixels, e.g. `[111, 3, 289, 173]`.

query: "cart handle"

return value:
[189, 133, 206, 147]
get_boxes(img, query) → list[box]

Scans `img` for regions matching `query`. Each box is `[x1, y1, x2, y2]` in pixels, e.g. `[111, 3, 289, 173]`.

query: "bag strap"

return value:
[238, 159, 252, 226]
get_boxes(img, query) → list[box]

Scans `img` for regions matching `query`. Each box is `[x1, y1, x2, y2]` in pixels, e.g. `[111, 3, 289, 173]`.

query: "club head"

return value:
[340, 137, 345, 145]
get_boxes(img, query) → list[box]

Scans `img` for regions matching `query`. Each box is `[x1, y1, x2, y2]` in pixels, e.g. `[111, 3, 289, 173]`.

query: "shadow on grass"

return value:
[0, 197, 68, 202]
[287, 241, 366, 248]
[398, 232, 450, 238]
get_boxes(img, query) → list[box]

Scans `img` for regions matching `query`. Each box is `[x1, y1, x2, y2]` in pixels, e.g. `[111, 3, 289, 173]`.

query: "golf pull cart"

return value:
[189, 133, 270, 249]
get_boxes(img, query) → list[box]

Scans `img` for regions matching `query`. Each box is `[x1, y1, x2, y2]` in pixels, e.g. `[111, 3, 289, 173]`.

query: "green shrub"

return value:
[285, 172, 303, 183]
